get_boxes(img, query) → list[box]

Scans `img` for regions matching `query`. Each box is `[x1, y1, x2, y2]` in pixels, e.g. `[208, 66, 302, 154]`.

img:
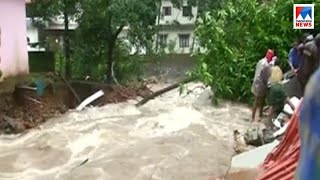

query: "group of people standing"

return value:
[251, 33, 320, 123]
[251, 48, 294, 123]
[250, 33, 320, 179]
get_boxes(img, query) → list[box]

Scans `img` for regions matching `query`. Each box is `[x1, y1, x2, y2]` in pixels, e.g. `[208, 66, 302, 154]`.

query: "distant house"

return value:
[156, 0, 198, 54]
[26, 16, 78, 52]
[25, 0, 78, 52]
[119, 0, 200, 54]
[0, 0, 29, 80]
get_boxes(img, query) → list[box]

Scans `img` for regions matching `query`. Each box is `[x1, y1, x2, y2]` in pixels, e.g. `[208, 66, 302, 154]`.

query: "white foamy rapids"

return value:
[0, 82, 251, 180]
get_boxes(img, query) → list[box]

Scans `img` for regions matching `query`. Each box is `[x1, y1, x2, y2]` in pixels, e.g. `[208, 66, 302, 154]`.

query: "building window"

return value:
[179, 34, 190, 48]
[162, 6, 172, 16]
[182, 6, 192, 17]
[158, 34, 168, 47]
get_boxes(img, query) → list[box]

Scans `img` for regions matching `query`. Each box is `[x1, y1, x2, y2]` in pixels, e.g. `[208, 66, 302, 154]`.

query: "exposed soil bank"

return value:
[0, 74, 152, 134]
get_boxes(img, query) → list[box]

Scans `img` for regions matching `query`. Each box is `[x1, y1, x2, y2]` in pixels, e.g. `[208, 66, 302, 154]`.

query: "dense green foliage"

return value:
[70, 0, 159, 82]
[195, 0, 320, 103]
[29, 52, 55, 72]
[27, 0, 79, 22]
[28, 0, 81, 78]
[29, 0, 163, 82]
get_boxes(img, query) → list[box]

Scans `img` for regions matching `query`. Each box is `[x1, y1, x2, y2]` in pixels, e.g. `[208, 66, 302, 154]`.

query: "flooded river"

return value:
[0, 83, 251, 180]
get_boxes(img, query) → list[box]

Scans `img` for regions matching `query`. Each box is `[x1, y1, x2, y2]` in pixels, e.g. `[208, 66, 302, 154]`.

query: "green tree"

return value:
[77, 0, 160, 83]
[195, 0, 319, 103]
[28, 0, 80, 79]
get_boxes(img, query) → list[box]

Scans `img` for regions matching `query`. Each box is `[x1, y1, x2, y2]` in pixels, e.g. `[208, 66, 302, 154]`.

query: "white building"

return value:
[119, 0, 199, 54]
[26, 18, 44, 51]
[26, 16, 78, 52]
[156, 0, 198, 54]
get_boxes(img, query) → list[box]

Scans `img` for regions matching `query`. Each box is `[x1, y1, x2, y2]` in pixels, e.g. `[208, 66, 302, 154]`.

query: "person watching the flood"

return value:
[296, 66, 320, 180]
[289, 39, 303, 71]
[267, 58, 295, 123]
[251, 49, 274, 122]
[297, 34, 320, 94]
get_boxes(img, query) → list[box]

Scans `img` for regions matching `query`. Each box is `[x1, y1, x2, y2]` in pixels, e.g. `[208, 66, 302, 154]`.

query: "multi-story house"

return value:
[120, 0, 199, 54]
[156, 0, 198, 54]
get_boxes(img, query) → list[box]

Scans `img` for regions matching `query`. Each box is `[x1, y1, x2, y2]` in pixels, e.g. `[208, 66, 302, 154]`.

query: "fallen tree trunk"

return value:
[135, 78, 193, 107]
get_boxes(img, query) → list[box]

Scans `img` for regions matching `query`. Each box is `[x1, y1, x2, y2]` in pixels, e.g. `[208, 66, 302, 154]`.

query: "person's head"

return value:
[293, 38, 303, 48]
[293, 40, 300, 48]
[265, 49, 274, 63]
[302, 33, 310, 43]
[305, 35, 314, 43]
[315, 33, 320, 48]
[297, 43, 304, 54]
[274, 57, 280, 66]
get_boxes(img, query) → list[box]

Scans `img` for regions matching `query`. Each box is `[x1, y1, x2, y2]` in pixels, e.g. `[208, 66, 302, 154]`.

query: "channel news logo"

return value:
[293, 4, 314, 29]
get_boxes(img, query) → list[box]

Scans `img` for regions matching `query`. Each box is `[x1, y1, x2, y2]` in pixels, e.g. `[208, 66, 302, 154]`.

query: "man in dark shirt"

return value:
[297, 34, 320, 94]
[289, 40, 303, 70]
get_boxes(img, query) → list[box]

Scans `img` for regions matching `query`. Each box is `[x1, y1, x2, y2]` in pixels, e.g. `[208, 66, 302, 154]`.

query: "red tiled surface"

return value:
[257, 100, 303, 180]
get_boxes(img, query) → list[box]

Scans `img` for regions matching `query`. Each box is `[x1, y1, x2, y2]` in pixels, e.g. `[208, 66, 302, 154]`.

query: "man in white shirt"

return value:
[251, 49, 274, 122]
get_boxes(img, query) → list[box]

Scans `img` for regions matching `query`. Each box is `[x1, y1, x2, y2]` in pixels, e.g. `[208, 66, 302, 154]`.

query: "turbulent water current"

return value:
[0, 83, 251, 180]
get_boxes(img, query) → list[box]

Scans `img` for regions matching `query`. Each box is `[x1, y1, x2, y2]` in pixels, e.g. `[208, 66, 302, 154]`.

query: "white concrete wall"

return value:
[155, 0, 199, 54]
[45, 14, 78, 30]
[157, 0, 197, 25]
[158, 28, 198, 54]
[0, 0, 29, 79]
[26, 18, 38, 43]
[119, 27, 146, 55]
[26, 18, 45, 51]
[119, 26, 200, 54]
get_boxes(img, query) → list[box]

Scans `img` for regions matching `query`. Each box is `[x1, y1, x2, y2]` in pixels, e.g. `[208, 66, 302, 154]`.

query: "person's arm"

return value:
[253, 60, 261, 81]
[285, 97, 295, 111]
[288, 49, 294, 69]
[260, 66, 271, 86]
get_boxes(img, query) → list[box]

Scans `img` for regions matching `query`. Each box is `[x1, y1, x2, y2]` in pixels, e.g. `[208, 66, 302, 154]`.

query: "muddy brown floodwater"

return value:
[0, 82, 251, 180]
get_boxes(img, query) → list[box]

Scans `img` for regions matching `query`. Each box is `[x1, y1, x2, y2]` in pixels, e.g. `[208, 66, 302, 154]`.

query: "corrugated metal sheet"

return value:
[257, 100, 302, 180]
[0, 0, 29, 81]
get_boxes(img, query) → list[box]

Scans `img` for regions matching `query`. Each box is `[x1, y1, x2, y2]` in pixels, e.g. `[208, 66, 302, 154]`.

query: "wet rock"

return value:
[2, 116, 26, 133]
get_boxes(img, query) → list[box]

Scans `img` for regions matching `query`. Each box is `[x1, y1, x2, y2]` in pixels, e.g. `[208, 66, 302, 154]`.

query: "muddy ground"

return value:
[0, 56, 196, 135]
[0, 74, 152, 134]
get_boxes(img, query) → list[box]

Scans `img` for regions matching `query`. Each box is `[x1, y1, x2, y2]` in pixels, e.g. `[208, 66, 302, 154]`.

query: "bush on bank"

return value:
[195, 0, 319, 103]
